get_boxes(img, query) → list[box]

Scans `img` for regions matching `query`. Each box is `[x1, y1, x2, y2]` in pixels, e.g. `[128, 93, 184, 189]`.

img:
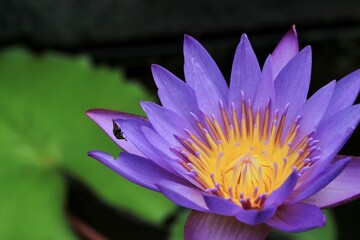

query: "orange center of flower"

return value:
[173, 99, 318, 209]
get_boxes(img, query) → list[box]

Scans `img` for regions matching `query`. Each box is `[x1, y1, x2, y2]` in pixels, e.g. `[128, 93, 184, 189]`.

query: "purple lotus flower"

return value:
[87, 26, 360, 239]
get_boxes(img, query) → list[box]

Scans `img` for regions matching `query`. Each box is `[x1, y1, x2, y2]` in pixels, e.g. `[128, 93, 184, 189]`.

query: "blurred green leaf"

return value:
[0, 171, 75, 239]
[169, 210, 190, 240]
[0, 48, 176, 238]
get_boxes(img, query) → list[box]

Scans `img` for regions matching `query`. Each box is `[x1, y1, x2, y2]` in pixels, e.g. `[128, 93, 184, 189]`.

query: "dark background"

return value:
[1, 0, 359, 239]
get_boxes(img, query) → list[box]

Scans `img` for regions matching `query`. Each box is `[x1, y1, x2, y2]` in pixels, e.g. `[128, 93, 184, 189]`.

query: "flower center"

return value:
[172, 98, 320, 209]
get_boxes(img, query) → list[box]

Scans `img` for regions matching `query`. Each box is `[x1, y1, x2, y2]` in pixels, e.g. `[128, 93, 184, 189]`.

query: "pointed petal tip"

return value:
[87, 150, 116, 161]
[151, 64, 166, 80]
[139, 100, 149, 110]
[151, 63, 160, 71]
[278, 25, 299, 48]
[139, 101, 158, 121]
[295, 45, 312, 61]
[85, 108, 99, 117]
[85, 108, 109, 119]
[290, 24, 297, 36]
[239, 33, 251, 48]
[87, 150, 96, 158]
[85, 109, 93, 117]
[271, 26, 300, 79]
[85, 108, 147, 124]
[302, 45, 312, 54]
[151, 63, 178, 79]
[183, 34, 208, 54]
[184, 34, 197, 44]
[85, 108, 125, 118]
[240, 33, 249, 41]
[281, 25, 297, 44]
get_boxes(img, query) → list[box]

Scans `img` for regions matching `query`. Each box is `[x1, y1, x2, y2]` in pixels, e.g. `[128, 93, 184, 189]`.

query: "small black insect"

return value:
[112, 119, 127, 141]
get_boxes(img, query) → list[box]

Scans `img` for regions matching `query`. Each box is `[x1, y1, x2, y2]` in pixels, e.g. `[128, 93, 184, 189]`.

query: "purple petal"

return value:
[185, 211, 271, 240]
[88, 151, 183, 192]
[140, 126, 206, 190]
[321, 69, 360, 122]
[116, 118, 177, 174]
[272, 25, 299, 79]
[156, 180, 208, 211]
[266, 203, 325, 232]
[274, 46, 312, 125]
[203, 194, 241, 216]
[252, 55, 275, 111]
[290, 80, 336, 144]
[151, 64, 203, 124]
[86, 109, 147, 156]
[204, 173, 296, 227]
[230, 34, 261, 105]
[140, 101, 196, 145]
[288, 157, 350, 204]
[235, 207, 277, 225]
[220, 168, 299, 225]
[297, 105, 360, 186]
[265, 169, 299, 207]
[304, 156, 360, 208]
[183, 35, 228, 118]
[314, 104, 360, 154]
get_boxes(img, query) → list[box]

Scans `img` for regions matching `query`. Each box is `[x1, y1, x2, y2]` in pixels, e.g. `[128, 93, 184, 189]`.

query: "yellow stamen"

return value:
[175, 101, 315, 209]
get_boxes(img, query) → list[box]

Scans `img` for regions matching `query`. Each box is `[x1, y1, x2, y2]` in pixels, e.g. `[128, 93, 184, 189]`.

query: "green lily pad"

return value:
[0, 48, 176, 238]
[169, 209, 190, 240]
[0, 121, 75, 239]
